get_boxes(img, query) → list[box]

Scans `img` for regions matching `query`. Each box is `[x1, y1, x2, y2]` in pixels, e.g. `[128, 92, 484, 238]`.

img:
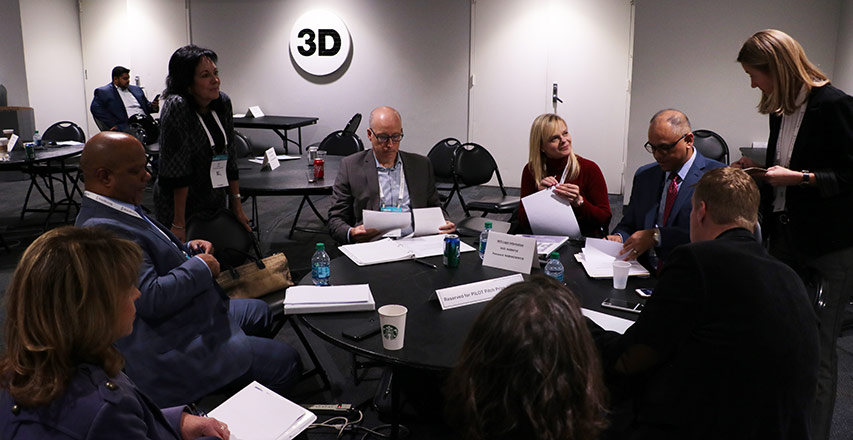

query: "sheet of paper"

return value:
[7, 134, 18, 152]
[436, 274, 524, 310]
[584, 237, 624, 258]
[582, 308, 634, 334]
[285, 284, 372, 305]
[396, 234, 475, 258]
[209, 381, 315, 440]
[482, 232, 537, 274]
[56, 141, 83, 146]
[412, 207, 446, 236]
[521, 187, 582, 238]
[254, 155, 301, 161]
[362, 210, 411, 233]
[574, 252, 649, 278]
[339, 238, 414, 265]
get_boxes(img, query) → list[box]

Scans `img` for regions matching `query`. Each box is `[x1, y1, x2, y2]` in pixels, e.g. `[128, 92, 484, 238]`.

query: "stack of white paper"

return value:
[340, 236, 475, 265]
[396, 234, 476, 258]
[518, 234, 570, 257]
[520, 187, 582, 238]
[284, 284, 376, 314]
[574, 238, 650, 278]
[208, 381, 316, 440]
[362, 207, 448, 237]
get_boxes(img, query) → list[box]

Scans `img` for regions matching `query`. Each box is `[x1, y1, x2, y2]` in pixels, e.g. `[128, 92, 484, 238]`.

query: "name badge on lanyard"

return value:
[379, 162, 406, 212]
[197, 111, 229, 189]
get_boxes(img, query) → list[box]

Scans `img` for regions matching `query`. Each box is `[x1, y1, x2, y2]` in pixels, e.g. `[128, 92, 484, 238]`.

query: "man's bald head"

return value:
[81, 132, 150, 205]
[368, 106, 402, 129]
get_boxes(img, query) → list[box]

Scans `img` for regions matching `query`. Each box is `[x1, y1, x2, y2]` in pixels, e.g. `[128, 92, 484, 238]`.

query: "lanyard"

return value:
[195, 111, 227, 150]
[84, 191, 142, 219]
[378, 160, 406, 209]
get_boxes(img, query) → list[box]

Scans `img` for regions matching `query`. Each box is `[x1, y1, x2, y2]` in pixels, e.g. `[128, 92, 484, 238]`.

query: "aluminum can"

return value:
[24, 142, 35, 160]
[307, 146, 319, 166]
[313, 158, 325, 180]
[443, 234, 460, 267]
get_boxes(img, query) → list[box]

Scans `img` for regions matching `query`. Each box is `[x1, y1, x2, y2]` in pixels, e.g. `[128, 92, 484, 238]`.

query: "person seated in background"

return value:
[327, 106, 455, 244]
[445, 276, 608, 440]
[0, 226, 230, 439]
[607, 109, 725, 270]
[591, 167, 818, 438]
[90, 65, 159, 131]
[516, 113, 611, 237]
[75, 131, 302, 407]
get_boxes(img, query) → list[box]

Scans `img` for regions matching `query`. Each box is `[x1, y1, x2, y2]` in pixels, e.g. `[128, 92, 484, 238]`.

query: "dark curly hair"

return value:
[445, 276, 608, 440]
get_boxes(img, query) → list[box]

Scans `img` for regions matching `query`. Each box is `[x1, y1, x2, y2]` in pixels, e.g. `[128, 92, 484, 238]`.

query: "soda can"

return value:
[24, 142, 36, 161]
[307, 146, 319, 166]
[313, 158, 325, 180]
[443, 234, 460, 268]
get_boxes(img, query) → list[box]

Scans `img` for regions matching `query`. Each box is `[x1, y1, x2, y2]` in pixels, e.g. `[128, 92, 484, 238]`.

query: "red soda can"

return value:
[313, 158, 325, 180]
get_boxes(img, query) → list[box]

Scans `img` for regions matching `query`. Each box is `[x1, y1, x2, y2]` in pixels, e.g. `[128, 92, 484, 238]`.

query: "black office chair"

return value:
[452, 142, 520, 236]
[185, 209, 331, 390]
[94, 118, 112, 132]
[693, 129, 729, 164]
[427, 137, 462, 210]
[342, 112, 362, 135]
[318, 131, 364, 156]
[20, 121, 87, 227]
[233, 130, 254, 158]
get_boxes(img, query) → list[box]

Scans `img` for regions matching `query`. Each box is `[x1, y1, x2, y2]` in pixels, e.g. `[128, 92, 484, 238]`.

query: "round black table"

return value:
[298, 241, 654, 371]
[0, 143, 83, 170]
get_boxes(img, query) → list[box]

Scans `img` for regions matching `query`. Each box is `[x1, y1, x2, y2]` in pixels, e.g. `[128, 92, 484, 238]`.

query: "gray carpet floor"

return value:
[0, 169, 851, 439]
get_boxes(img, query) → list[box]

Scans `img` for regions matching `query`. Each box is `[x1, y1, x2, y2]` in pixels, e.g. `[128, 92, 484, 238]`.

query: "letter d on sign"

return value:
[290, 10, 351, 76]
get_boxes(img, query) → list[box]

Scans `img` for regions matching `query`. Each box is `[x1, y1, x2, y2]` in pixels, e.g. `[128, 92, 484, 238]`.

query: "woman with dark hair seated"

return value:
[0, 226, 229, 439]
[155, 44, 250, 242]
[445, 276, 607, 440]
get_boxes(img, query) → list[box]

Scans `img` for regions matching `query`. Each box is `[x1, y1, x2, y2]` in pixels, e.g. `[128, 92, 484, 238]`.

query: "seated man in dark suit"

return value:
[75, 131, 302, 406]
[328, 106, 455, 244]
[607, 109, 725, 269]
[592, 167, 819, 438]
[90, 65, 159, 131]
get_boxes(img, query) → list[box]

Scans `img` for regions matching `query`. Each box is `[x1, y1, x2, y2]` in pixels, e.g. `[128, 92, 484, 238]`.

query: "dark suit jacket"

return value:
[90, 83, 153, 131]
[595, 228, 819, 439]
[0, 364, 200, 440]
[762, 84, 853, 256]
[612, 151, 725, 265]
[327, 149, 442, 244]
[76, 196, 252, 407]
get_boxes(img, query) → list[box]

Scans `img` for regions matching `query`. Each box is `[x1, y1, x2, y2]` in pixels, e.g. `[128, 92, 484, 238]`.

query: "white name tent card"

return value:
[412, 207, 446, 236]
[582, 308, 634, 334]
[283, 284, 376, 314]
[208, 381, 315, 440]
[7, 134, 18, 152]
[246, 106, 265, 117]
[521, 187, 582, 238]
[574, 238, 650, 278]
[250, 154, 300, 164]
[482, 232, 538, 274]
[261, 147, 280, 171]
[436, 274, 524, 310]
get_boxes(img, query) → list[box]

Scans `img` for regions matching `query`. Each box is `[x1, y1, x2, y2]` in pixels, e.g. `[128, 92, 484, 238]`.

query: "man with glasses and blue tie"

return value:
[328, 106, 455, 244]
[607, 109, 725, 270]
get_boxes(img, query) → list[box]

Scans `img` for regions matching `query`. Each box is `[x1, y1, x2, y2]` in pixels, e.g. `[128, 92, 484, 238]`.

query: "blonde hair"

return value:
[693, 167, 760, 231]
[528, 114, 579, 184]
[0, 226, 142, 407]
[737, 29, 828, 115]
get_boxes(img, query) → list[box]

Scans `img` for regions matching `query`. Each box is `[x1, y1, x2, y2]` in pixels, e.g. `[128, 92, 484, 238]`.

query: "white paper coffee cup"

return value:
[378, 304, 407, 350]
[612, 261, 631, 289]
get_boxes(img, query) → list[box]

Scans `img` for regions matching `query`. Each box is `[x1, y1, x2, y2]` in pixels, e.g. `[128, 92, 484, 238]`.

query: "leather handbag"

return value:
[215, 252, 294, 299]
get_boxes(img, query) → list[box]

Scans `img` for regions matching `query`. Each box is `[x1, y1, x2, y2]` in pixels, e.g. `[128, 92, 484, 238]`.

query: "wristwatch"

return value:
[653, 227, 661, 247]
[799, 170, 810, 187]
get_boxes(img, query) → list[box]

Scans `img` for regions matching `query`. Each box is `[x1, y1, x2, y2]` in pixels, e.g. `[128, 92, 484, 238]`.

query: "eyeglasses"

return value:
[369, 129, 404, 144]
[644, 133, 687, 154]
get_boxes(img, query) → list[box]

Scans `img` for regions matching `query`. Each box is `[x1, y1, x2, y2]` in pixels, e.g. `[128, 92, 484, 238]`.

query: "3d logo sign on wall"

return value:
[290, 10, 351, 76]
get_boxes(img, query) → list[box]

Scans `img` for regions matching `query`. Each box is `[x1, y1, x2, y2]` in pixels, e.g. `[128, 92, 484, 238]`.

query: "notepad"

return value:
[284, 284, 376, 314]
[208, 381, 315, 440]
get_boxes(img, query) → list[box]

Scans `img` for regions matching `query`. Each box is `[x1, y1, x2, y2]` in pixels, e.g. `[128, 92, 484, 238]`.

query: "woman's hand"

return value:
[553, 183, 581, 205]
[731, 156, 759, 169]
[171, 223, 187, 242]
[537, 176, 559, 191]
[180, 414, 229, 439]
[763, 165, 802, 187]
[230, 203, 252, 233]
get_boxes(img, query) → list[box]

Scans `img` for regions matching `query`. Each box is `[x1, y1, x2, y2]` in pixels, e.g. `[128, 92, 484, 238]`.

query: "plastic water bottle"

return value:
[33, 130, 41, 147]
[544, 252, 564, 282]
[478, 221, 493, 260]
[311, 243, 331, 286]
